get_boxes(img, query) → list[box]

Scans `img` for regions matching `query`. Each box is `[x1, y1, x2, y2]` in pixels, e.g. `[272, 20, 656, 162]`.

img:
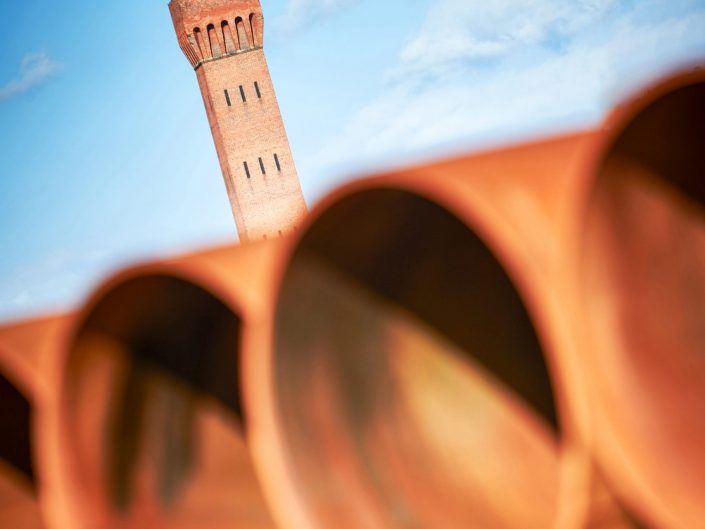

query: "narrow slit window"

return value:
[224, 89, 232, 106]
[254, 81, 261, 98]
[274, 154, 281, 171]
[244, 161, 251, 179]
[263, 235, 268, 240]
[258, 157, 266, 175]
[278, 230, 283, 237]
[239, 85, 246, 102]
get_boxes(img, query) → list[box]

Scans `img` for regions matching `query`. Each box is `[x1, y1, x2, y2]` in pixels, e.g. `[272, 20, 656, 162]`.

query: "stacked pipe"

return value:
[33, 243, 281, 529]
[0, 65, 702, 529]
[0, 314, 70, 529]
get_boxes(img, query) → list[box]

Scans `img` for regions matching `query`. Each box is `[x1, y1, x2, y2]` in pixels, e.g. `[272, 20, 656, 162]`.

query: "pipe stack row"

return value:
[1, 66, 703, 529]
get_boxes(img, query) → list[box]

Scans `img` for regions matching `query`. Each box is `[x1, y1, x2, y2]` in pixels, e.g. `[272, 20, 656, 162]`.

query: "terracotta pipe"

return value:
[577, 66, 705, 529]
[0, 314, 71, 529]
[33, 241, 282, 529]
[243, 130, 633, 529]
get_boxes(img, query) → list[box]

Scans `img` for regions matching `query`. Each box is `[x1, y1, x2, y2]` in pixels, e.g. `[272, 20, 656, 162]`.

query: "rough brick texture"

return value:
[170, 0, 308, 242]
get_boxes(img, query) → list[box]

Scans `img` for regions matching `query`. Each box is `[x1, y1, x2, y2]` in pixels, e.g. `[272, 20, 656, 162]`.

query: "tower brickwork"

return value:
[170, 0, 308, 242]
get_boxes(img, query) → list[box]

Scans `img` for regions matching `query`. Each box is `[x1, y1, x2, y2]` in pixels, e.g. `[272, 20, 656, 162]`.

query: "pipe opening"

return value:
[0, 371, 34, 486]
[0, 368, 44, 527]
[583, 77, 705, 523]
[76, 275, 241, 415]
[275, 189, 560, 529]
[61, 275, 272, 528]
[610, 82, 705, 205]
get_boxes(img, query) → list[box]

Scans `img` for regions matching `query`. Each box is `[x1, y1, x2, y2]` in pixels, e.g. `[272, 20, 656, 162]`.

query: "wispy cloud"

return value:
[275, 0, 360, 33]
[301, 0, 705, 195]
[0, 51, 60, 101]
[395, 0, 618, 77]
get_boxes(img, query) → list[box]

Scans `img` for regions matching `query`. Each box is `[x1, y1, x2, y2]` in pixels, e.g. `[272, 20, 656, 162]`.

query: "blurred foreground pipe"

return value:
[0, 314, 71, 529]
[244, 130, 644, 529]
[578, 66, 705, 528]
[34, 242, 281, 529]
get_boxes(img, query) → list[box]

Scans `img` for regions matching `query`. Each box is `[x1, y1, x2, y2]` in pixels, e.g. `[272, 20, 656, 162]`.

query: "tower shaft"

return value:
[170, 1, 307, 242]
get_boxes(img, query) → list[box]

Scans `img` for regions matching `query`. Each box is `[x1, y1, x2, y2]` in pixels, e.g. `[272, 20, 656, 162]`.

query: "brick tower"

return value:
[169, 0, 307, 242]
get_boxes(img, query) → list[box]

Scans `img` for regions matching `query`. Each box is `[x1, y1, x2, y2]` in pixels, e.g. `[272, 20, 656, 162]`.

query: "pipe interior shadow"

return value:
[0, 369, 44, 528]
[78, 275, 241, 416]
[609, 82, 705, 203]
[275, 189, 560, 529]
[61, 275, 273, 527]
[583, 78, 705, 523]
[0, 371, 34, 487]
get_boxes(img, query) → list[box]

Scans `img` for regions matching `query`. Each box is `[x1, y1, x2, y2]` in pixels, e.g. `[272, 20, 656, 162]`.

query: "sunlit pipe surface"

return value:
[578, 66, 705, 529]
[0, 315, 71, 529]
[245, 129, 645, 529]
[34, 242, 282, 529]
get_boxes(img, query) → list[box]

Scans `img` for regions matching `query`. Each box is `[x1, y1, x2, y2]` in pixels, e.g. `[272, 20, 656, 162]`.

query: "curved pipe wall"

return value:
[33, 242, 281, 529]
[578, 67, 705, 529]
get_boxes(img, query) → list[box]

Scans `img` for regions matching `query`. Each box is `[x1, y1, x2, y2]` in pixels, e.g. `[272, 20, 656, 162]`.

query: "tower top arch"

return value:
[170, 0, 264, 65]
[167, 0, 307, 242]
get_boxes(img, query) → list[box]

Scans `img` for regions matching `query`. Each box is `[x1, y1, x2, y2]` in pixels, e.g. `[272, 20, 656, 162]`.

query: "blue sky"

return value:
[1, 0, 705, 321]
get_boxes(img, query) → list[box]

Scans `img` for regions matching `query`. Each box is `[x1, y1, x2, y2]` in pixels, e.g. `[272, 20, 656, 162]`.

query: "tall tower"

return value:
[169, 0, 307, 242]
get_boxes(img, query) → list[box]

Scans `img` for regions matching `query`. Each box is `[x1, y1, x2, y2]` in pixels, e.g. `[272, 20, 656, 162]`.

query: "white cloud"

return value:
[397, 0, 618, 76]
[301, 0, 705, 196]
[275, 0, 360, 32]
[0, 51, 60, 101]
